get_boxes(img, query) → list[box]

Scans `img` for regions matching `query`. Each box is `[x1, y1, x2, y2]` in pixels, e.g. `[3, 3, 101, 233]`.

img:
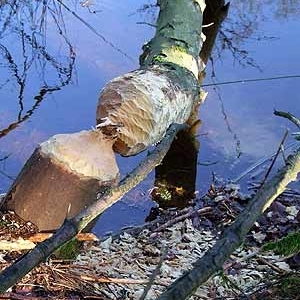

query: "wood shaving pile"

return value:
[74, 202, 299, 299]
[1, 185, 300, 299]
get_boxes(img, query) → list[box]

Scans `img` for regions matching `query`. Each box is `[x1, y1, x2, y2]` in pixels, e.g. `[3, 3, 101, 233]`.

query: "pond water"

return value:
[0, 0, 299, 236]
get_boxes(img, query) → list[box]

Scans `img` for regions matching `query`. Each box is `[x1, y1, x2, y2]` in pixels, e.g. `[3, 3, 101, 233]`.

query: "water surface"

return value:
[0, 0, 299, 235]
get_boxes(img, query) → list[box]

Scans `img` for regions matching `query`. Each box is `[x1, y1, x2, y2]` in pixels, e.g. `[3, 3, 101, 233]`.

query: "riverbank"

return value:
[0, 184, 300, 299]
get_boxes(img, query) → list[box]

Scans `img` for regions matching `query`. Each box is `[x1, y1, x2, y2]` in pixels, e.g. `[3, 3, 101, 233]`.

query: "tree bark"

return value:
[0, 0, 206, 231]
[96, 0, 205, 155]
[151, 0, 229, 209]
[1, 131, 119, 231]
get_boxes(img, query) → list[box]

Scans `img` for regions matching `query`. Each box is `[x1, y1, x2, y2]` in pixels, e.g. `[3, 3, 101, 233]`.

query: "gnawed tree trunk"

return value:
[0, 0, 206, 231]
[97, 66, 200, 156]
[152, 0, 229, 208]
[96, 0, 205, 155]
[1, 131, 119, 230]
[0, 123, 187, 292]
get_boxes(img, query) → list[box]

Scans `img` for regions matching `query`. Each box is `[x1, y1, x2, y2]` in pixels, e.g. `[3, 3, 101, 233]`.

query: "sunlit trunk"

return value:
[152, 0, 229, 209]
[1, 0, 206, 231]
[96, 0, 205, 155]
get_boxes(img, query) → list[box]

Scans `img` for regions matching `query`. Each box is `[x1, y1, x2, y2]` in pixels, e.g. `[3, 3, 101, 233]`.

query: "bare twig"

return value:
[139, 247, 168, 300]
[274, 110, 300, 129]
[156, 146, 300, 300]
[233, 141, 298, 182]
[72, 273, 149, 285]
[152, 206, 212, 234]
[55, 0, 133, 61]
[0, 123, 186, 292]
[256, 257, 287, 274]
[258, 130, 288, 190]
[136, 21, 156, 27]
[0, 1, 76, 138]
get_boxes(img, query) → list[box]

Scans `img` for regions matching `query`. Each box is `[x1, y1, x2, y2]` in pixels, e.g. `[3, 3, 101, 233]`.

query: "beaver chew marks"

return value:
[96, 66, 197, 156]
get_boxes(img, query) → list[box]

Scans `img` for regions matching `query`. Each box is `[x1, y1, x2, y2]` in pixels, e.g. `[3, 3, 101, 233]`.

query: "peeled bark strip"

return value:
[1, 131, 119, 231]
[97, 0, 206, 156]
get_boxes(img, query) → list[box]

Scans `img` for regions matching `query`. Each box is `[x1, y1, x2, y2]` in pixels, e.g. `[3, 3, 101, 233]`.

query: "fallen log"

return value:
[157, 145, 300, 300]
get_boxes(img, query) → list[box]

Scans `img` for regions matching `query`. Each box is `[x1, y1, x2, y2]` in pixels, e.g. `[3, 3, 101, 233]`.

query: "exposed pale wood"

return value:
[0, 123, 186, 293]
[97, 66, 199, 156]
[0, 233, 98, 251]
[96, 0, 206, 156]
[1, 130, 119, 231]
[28, 232, 98, 243]
[0, 238, 36, 251]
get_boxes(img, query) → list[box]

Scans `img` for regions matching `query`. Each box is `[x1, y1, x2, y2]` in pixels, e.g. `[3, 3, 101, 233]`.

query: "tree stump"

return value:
[1, 130, 119, 231]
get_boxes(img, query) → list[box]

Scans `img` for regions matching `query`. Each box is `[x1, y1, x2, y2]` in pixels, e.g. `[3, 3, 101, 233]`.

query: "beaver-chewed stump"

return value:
[1, 130, 119, 231]
[1, 0, 207, 233]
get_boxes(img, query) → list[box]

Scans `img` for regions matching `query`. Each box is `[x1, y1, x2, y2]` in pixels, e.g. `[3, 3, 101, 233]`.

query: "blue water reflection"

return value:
[198, 3, 300, 190]
[0, 0, 299, 235]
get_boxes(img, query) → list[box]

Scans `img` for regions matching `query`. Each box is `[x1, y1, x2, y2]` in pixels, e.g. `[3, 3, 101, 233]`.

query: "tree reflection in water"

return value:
[0, 0, 75, 139]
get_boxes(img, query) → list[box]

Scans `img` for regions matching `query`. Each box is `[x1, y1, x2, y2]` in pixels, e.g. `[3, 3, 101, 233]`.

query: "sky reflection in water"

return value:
[0, 0, 299, 235]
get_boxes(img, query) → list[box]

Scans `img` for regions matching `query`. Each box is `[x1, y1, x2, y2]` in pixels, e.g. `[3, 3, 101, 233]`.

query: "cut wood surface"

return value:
[0, 233, 98, 251]
[1, 130, 119, 231]
[97, 0, 206, 156]
[0, 0, 206, 231]
[0, 123, 186, 292]
[97, 66, 200, 156]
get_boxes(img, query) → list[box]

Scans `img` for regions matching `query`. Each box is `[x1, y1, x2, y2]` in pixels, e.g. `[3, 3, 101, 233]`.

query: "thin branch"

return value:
[76, 274, 149, 285]
[258, 130, 288, 189]
[152, 206, 212, 235]
[0, 123, 186, 293]
[0, 2, 76, 139]
[233, 141, 298, 182]
[213, 85, 242, 158]
[55, 0, 134, 61]
[136, 21, 156, 27]
[274, 110, 300, 129]
[0, 154, 11, 162]
[156, 145, 300, 300]
[139, 247, 168, 300]
[0, 86, 68, 139]
[0, 169, 15, 181]
[202, 74, 300, 87]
